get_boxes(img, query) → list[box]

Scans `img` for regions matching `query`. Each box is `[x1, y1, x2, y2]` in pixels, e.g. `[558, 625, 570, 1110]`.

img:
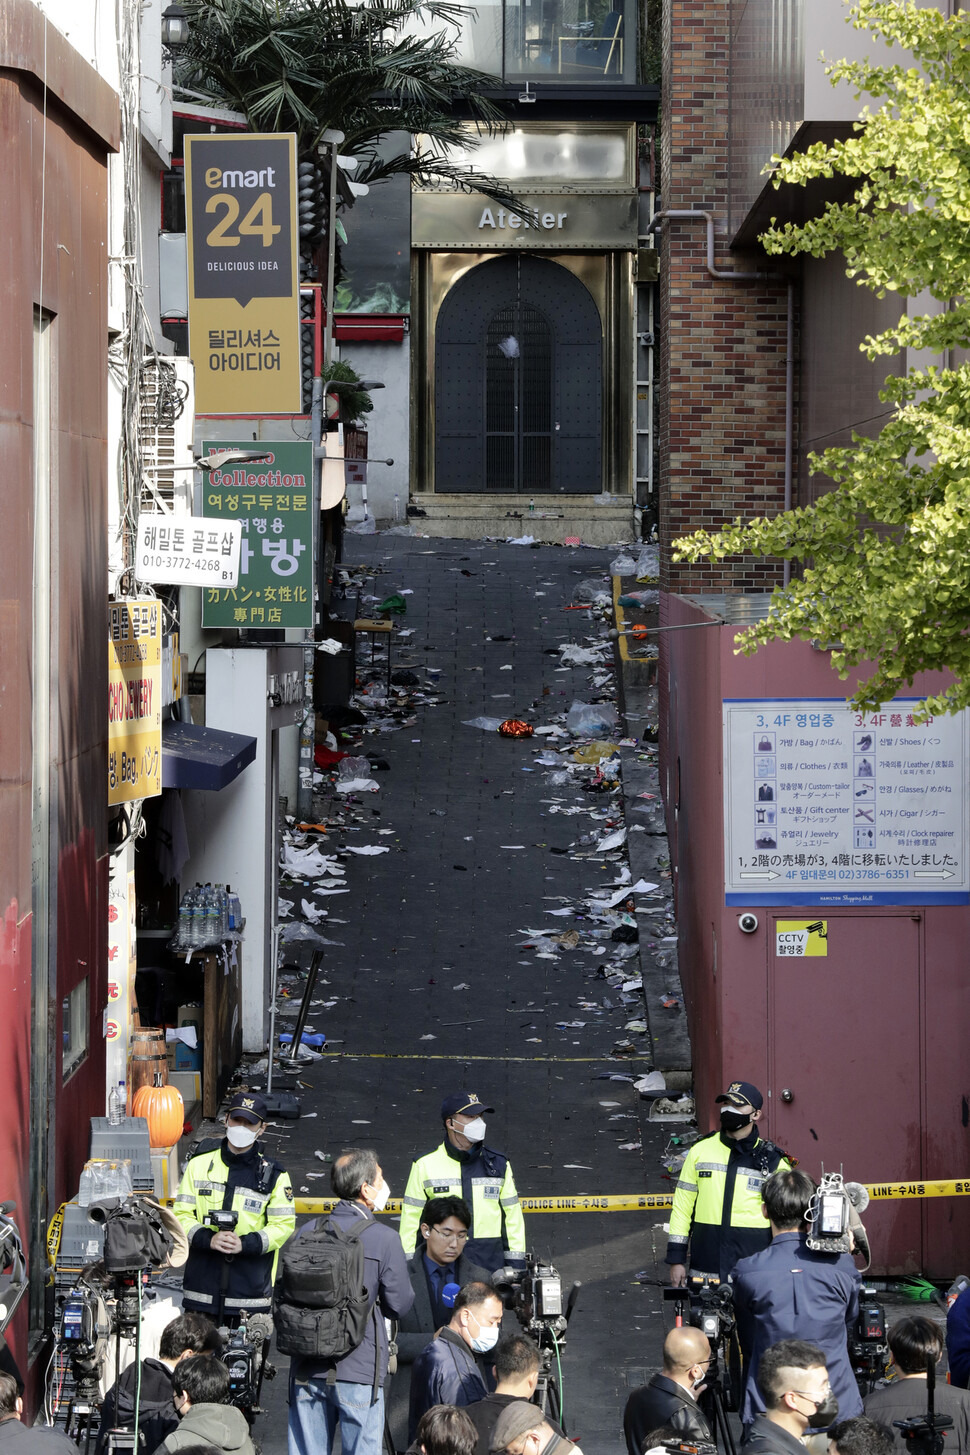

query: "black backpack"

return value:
[274, 1215, 373, 1362]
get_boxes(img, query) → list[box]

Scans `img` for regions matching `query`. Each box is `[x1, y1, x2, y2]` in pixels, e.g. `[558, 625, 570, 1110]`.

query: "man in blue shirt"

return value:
[733, 1169, 861, 1431]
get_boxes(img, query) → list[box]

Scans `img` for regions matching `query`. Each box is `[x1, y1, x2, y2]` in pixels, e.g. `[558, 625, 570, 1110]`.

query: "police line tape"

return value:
[292, 1180, 970, 1217]
[46, 1180, 970, 1261]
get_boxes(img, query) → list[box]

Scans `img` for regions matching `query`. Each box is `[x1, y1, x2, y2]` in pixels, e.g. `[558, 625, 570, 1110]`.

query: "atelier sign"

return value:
[184, 132, 300, 414]
[412, 190, 638, 250]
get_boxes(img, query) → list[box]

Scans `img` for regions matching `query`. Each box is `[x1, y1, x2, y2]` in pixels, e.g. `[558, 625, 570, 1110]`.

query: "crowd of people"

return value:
[25, 1079, 970, 1455]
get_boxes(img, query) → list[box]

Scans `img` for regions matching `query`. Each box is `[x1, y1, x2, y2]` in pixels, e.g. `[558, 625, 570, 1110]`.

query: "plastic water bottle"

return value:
[228, 887, 242, 933]
[204, 884, 220, 945]
[393, 493, 402, 523]
[108, 1081, 126, 1125]
[177, 892, 192, 948]
[189, 885, 204, 949]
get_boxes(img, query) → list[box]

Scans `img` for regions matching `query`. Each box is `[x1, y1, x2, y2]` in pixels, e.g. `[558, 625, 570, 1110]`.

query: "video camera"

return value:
[206, 1210, 239, 1233]
[805, 1172, 870, 1263]
[664, 1275, 735, 1347]
[848, 1290, 888, 1391]
[220, 1312, 275, 1424]
[493, 1256, 580, 1344]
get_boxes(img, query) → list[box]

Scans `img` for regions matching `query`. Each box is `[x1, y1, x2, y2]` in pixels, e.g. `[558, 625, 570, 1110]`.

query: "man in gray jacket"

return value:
[154, 1356, 255, 1455]
[287, 1148, 414, 1455]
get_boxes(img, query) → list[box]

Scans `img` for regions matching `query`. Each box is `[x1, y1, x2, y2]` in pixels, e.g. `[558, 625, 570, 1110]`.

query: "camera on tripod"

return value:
[664, 1276, 735, 1347]
[206, 1210, 239, 1233]
[493, 1255, 579, 1342]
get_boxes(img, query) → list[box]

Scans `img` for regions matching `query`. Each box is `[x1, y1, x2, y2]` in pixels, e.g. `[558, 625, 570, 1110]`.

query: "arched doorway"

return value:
[435, 255, 602, 493]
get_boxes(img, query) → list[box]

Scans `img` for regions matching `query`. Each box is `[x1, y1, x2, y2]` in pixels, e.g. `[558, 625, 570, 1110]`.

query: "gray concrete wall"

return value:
[341, 337, 411, 522]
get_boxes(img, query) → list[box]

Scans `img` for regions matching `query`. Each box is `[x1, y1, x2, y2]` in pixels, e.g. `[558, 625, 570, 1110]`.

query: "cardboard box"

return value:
[151, 1144, 181, 1201]
[169, 1070, 201, 1107]
[173, 1004, 202, 1072]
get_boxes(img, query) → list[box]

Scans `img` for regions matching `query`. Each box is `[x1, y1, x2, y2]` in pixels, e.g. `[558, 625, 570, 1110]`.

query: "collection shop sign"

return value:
[411, 191, 638, 250]
[723, 697, 970, 907]
[184, 132, 300, 414]
[200, 439, 314, 630]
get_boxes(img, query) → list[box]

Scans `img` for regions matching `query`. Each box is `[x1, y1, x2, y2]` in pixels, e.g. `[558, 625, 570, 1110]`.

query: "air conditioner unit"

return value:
[140, 356, 195, 513]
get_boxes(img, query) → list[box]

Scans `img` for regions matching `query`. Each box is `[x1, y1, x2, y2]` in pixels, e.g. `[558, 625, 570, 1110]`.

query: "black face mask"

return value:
[720, 1107, 751, 1134]
[806, 1393, 839, 1430]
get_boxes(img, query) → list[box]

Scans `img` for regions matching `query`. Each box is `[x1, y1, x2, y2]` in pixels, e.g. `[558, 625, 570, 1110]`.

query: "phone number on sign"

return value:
[139, 554, 234, 576]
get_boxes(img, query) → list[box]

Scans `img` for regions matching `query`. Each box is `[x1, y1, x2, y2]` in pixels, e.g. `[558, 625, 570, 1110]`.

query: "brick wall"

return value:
[658, 0, 790, 595]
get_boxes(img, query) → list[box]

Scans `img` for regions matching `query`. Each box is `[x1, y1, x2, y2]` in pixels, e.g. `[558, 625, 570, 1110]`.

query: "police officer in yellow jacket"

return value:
[399, 1093, 526, 1273]
[174, 1091, 295, 1323]
[666, 1081, 792, 1286]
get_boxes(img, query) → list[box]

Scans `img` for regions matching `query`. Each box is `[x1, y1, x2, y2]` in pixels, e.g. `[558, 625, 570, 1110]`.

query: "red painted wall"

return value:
[663, 595, 970, 1275]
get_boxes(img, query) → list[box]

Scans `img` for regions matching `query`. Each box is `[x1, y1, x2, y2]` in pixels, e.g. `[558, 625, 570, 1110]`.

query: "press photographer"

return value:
[173, 1093, 295, 1324]
[623, 1327, 713, 1455]
[863, 1317, 970, 1455]
[732, 1169, 862, 1429]
[94, 1312, 222, 1455]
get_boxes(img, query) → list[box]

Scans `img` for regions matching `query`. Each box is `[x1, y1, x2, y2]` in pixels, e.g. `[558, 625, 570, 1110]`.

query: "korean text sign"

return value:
[136, 513, 242, 587]
[723, 698, 970, 906]
[184, 132, 300, 414]
[201, 440, 314, 629]
[108, 600, 162, 805]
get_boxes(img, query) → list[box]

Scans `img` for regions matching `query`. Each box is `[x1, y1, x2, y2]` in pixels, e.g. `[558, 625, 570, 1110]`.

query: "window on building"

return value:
[62, 979, 89, 1081]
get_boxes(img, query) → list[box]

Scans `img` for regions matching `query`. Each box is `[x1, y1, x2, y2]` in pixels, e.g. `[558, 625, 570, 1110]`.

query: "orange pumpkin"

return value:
[132, 1081, 185, 1148]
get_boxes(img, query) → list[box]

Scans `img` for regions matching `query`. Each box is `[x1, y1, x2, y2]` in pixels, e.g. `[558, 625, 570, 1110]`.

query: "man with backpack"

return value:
[281, 1148, 414, 1455]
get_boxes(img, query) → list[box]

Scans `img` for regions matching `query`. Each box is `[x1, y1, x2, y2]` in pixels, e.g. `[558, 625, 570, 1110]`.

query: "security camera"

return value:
[738, 912, 759, 934]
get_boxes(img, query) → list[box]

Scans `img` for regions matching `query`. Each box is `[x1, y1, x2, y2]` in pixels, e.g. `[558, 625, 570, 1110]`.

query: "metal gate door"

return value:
[435, 255, 602, 493]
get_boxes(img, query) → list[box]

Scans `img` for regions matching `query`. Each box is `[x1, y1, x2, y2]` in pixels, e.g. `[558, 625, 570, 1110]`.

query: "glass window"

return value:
[405, 0, 634, 83]
[417, 125, 634, 190]
[62, 978, 89, 1081]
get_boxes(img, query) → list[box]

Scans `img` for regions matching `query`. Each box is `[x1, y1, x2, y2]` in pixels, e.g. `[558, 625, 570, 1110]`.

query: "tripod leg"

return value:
[709, 1388, 738, 1455]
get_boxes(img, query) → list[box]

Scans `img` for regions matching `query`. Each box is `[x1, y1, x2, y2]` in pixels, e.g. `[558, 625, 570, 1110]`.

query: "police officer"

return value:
[399, 1094, 526, 1273]
[666, 1080, 792, 1286]
[173, 1091, 295, 1323]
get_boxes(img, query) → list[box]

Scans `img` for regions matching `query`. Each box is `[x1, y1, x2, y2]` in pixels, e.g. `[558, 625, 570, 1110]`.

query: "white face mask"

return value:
[369, 1179, 390, 1212]
[461, 1117, 487, 1143]
[226, 1124, 258, 1150]
[467, 1313, 500, 1353]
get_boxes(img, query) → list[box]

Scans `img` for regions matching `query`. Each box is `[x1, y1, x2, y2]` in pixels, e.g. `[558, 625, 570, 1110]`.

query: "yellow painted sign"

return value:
[108, 600, 162, 804]
[776, 919, 828, 956]
[185, 133, 301, 415]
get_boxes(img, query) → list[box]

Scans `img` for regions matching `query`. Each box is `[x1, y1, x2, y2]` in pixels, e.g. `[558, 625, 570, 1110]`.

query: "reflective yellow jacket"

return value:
[173, 1138, 295, 1317]
[665, 1130, 791, 1281]
[399, 1140, 526, 1273]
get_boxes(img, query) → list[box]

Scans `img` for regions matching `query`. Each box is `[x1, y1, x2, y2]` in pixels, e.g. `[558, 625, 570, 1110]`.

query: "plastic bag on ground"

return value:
[337, 756, 372, 781]
[335, 777, 380, 794]
[559, 644, 606, 667]
[634, 544, 660, 580]
[572, 740, 619, 764]
[377, 593, 407, 615]
[617, 589, 660, 608]
[573, 579, 611, 605]
[463, 716, 506, 732]
[609, 553, 637, 576]
[565, 700, 619, 736]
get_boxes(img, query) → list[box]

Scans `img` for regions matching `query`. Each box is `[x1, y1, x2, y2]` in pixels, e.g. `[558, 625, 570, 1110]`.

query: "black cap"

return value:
[440, 1092, 495, 1121]
[226, 1091, 268, 1125]
[715, 1080, 763, 1110]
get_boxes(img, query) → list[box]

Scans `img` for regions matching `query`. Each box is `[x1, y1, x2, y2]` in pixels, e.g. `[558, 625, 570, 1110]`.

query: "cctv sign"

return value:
[184, 133, 301, 414]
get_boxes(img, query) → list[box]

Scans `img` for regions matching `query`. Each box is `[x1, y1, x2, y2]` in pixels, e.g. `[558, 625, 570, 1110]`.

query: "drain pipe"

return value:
[649, 208, 795, 581]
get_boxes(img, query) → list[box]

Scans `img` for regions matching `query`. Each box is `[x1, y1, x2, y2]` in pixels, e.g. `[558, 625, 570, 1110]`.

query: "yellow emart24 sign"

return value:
[185, 133, 301, 414]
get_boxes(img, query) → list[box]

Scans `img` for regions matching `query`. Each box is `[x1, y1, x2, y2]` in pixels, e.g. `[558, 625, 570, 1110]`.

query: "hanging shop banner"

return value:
[184, 132, 300, 414]
[108, 600, 162, 805]
[106, 855, 138, 1096]
[724, 698, 970, 907]
[136, 513, 242, 587]
[200, 439, 314, 629]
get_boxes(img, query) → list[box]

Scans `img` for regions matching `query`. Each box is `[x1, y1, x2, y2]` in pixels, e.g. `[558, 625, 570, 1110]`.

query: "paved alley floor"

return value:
[252, 535, 677, 1454]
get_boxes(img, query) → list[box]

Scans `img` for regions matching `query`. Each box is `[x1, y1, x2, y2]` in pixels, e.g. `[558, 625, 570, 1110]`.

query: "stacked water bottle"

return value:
[175, 883, 242, 951]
